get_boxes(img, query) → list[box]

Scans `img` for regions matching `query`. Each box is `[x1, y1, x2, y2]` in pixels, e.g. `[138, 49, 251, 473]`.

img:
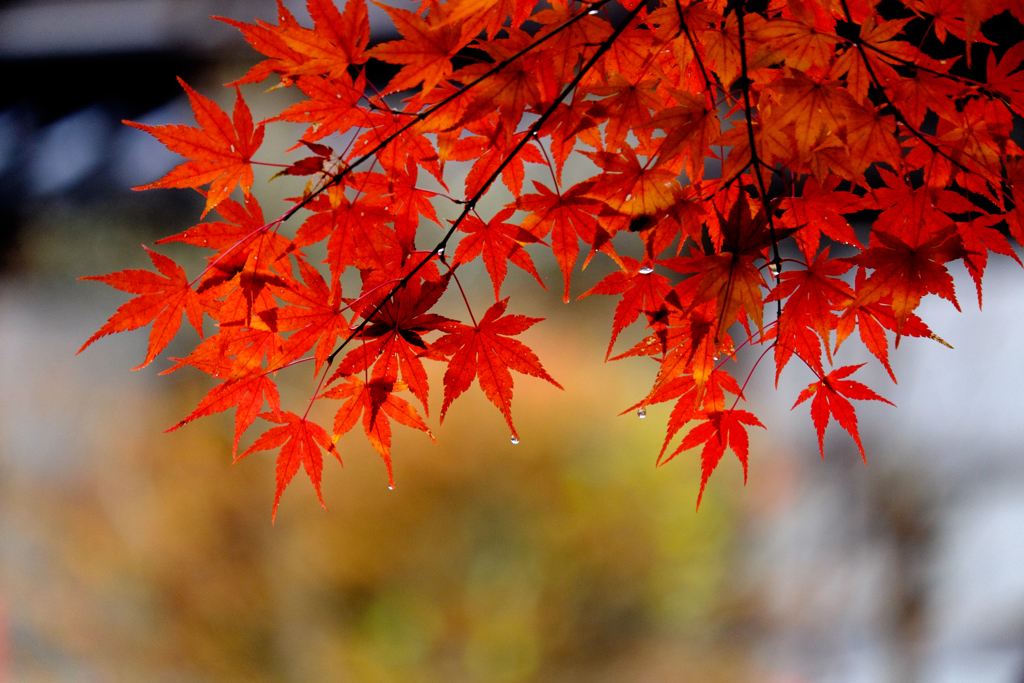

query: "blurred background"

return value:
[2, 1, 1024, 681]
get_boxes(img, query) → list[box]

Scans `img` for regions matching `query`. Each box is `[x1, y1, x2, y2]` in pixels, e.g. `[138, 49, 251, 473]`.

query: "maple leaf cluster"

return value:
[81, 0, 1024, 516]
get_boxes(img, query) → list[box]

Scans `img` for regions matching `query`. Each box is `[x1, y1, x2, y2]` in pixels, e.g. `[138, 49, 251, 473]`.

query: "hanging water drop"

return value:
[510, 436, 520, 445]
[768, 262, 779, 275]
[388, 484, 394, 490]
[713, 354, 720, 361]
[639, 266, 654, 275]
[637, 406, 647, 419]
[436, 246, 445, 257]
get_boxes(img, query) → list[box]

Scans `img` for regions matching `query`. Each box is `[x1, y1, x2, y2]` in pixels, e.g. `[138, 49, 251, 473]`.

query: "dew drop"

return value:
[436, 246, 445, 257]
[510, 436, 520, 445]
[588, 8, 599, 13]
[713, 354, 720, 361]
[639, 266, 654, 274]
[637, 406, 647, 418]
[388, 484, 394, 490]
[768, 262, 779, 275]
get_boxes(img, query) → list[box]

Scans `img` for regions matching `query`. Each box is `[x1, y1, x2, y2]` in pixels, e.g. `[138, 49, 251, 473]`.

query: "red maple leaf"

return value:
[846, 226, 967, 341]
[366, 2, 471, 97]
[273, 256, 348, 375]
[125, 78, 264, 217]
[321, 375, 434, 488]
[766, 247, 854, 380]
[78, 246, 204, 369]
[517, 180, 609, 302]
[579, 256, 674, 358]
[238, 411, 341, 522]
[426, 298, 562, 440]
[335, 276, 453, 413]
[679, 410, 766, 510]
[454, 207, 546, 300]
[792, 364, 894, 461]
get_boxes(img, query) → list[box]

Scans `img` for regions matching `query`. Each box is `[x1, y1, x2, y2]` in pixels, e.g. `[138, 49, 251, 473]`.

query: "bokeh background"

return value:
[2, 1, 1024, 681]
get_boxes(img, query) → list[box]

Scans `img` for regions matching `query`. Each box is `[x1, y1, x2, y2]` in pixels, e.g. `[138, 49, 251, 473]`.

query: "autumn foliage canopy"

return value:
[80, 0, 1024, 518]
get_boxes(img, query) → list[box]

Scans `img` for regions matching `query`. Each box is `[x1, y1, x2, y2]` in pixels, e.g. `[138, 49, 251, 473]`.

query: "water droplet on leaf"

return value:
[639, 266, 654, 274]
[768, 263, 779, 275]
[637, 406, 647, 418]
[388, 484, 394, 490]
[510, 436, 520, 445]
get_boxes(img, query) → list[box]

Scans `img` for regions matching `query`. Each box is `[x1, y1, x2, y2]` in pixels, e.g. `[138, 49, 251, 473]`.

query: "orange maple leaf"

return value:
[78, 246, 204, 369]
[238, 411, 341, 522]
[792, 364, 894, 461]
[125, 78, 264, 217]
[322, 376, 434, 488]
[454, 207, 546, 300]
[680, 410, 766, 510]
[846, 227, 967, 341]
[427, 298, 562, 441]
[367, 1, 470, 97]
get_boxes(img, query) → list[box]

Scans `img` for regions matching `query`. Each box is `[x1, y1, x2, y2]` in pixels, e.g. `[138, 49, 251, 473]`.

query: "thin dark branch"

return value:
[323, 0, 648, 367]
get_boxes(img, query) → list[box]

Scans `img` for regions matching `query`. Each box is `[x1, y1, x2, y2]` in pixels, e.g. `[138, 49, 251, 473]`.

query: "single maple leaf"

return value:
[831, 15, 916, 102]
[294, 183, 395, 274]
[583, 143, 679, 217]
[453, 28, 551, 134]
[352, 169, 442, 252]
[322, 375, 434, 488]
[645, 90, 720, 183]
[238, 411, 341, 522]
[956, 214, 1023, 307]
[426, 298, 562, 441]
[766, 70, 853, 157]
[766, 247, 855, 380]
[170, 371, 282, 457]
[366, 1, 470, 97]
[672, 192, 794, 341]
[846, 226, 966, 341]
[579, 256, 674, 359]
[517, 180, 606, 303]
[911, 0, 968, 43]
[448, 118, 546, 197]
[270, 70, 368, 142]
[678, 410, 766, 510]
[305, 0, 371, 69]
[125, 78, 264, 217]
[241, 0, 369, 82]
[587, 72, 664, 152]
[987, 41, 1024, 117]
[216, 2, 307, 86]
[454, 207, 546, 300]
[792, 364, 894, 461]
[777, 175, 863, 260]
[754, 5, 840, 72]
[79, 246, 204, 369]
